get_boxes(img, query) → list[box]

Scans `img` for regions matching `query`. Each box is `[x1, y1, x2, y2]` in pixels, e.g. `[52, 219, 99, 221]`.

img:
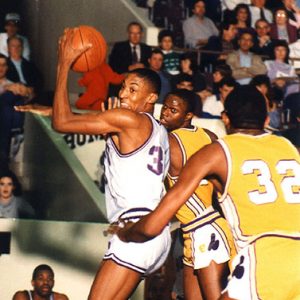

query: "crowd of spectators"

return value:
[131, 0, 300, 150]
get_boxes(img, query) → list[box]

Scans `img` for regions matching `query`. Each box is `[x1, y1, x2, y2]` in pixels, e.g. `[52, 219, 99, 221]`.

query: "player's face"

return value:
[0, 58, 8, 79]
[0, 177, 14, 201]
[160, 36, 173, 51]
[160, 94, 189, 131]
[119, 73, 153, 112]
[32, 270, 54, 297]
[213, 71, 223, 83]
[128, 25, 142, 45]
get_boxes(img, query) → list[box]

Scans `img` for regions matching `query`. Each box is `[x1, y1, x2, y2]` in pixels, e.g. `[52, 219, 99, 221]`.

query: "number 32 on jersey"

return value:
[242, 159, 300, 204]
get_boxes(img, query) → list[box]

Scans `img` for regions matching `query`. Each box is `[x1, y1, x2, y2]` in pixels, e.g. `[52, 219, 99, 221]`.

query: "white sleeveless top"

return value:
[104, 113, 170, 223]
[27, 290, 54, 300]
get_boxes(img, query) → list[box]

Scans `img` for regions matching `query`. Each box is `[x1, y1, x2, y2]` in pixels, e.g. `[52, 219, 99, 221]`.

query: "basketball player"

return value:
[18, 28, 171, 300]
[159, 89, 235, 299]
[116, 85, 300, 299]
[13, 264, 68, 300]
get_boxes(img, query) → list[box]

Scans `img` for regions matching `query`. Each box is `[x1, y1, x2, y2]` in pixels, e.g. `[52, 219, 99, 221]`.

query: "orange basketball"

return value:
[71, 25, 107, 73]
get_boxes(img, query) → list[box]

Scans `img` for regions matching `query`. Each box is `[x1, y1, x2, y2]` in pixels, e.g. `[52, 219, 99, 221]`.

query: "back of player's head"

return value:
[129, 68, 161, 95]
[167, 89, 200, 114]
[224, 85, 267, 129]
[32, 264, 54, 280]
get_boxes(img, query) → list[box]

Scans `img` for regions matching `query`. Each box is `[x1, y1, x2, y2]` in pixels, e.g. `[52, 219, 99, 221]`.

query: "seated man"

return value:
[13, 264, 68, 300]
[0, 13, 30, 60]
[226, 31, 267, 85]
[0, 54, 33, 169]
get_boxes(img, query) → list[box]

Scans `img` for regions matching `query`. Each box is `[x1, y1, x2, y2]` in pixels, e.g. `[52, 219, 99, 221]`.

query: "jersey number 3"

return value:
[242, 160, 300, 204]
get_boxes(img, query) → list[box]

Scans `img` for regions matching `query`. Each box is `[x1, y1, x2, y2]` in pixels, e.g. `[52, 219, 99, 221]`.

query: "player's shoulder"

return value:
[12, 290, 29, 300]
[54, 291, 69, 300]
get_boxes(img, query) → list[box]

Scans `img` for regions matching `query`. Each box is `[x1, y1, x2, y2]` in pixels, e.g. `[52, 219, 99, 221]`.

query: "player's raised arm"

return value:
[117, 142, 227, 242]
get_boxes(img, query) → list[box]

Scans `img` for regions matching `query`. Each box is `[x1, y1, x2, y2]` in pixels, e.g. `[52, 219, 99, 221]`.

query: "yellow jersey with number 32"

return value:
[218, 133, 300, 250]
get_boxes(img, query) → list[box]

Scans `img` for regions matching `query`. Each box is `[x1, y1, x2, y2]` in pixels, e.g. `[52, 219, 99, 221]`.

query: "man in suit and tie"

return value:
[109, 21, 152, 74]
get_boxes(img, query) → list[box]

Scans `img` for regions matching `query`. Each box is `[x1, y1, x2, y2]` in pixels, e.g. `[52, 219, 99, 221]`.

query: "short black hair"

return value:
[219, 76, 237, 88]
[166, 89, 200, 114]
[175, 73, 193, 85]
[250, 74, 271, 89]
[224, 85, 267, 129]
[214, 64, 232, 78]
[158, 29, 174, 43]
[129, 68, 161, 95]
[32, 264, 54, 280]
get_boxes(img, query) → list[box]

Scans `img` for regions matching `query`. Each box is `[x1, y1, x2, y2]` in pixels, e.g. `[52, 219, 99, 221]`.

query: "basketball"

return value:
[71, 25, 107, 73]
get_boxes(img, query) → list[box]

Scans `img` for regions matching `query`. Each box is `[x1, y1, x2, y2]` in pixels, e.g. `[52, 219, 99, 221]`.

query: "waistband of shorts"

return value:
[117, 207, 153, 223]
[181, 209, 221, 233]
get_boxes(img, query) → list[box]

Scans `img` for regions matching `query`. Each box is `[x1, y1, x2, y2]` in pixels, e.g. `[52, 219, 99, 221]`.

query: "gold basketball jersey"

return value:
[218, 133, 300, 249]
[168, 126, 214, 224]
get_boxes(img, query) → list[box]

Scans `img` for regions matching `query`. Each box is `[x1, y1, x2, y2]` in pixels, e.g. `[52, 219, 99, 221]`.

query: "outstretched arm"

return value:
[116, 142, 227, 242]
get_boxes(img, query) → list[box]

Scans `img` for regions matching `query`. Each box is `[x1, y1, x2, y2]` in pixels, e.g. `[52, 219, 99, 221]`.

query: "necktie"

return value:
[132, 46, 138, 64]
[260, 8, 266, 21]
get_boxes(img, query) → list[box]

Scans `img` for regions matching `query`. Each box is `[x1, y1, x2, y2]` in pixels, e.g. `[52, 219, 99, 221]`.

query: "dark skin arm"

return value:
[116, 141, 228, 242]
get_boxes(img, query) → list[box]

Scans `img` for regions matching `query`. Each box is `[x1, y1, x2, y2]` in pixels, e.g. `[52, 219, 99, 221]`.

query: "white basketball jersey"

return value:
[104, 113, 170, 223]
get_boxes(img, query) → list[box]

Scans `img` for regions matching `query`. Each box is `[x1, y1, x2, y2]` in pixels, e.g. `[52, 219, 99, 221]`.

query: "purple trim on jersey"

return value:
[250, 233, 300, 244]
[181, 211, 221, 233]
[108, 113, 159, 158]
[103, 253, 146, 274]
[118, 207, 152, 221]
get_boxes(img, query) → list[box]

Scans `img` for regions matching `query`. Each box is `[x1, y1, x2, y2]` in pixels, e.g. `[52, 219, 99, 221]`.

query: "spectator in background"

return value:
[249, 0, 273, 28]
[158, 29, 180, 76]
[211, 63, 233, 95]
[182, 0, 219, 49]
[264, 39, 299, 97]
[173, 73, 203, 117]
[6, 36, 42, 97]
[226, 31, 267, 84]
[250, 74, 282, 132]
[233, 4, 255, 37]
[109, 21, 152, 74]
[148, 48, 171, 104]
[201, 76, 237, 119]
[0, 170, 34, 218]
[201, 20, 238, 70]
[0, 13, 30, 60]
[13, 264, 68, 300]
[270, 8, 298, 44]
[252, 18, 274, 58]
[282, 0, 300, 29]
[0, 54, 35, 170]
[172, 52, 207, 93]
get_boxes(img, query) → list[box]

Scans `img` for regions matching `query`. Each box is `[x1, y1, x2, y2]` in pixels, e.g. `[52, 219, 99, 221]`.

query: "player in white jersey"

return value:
[18, 28, 171, 300]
